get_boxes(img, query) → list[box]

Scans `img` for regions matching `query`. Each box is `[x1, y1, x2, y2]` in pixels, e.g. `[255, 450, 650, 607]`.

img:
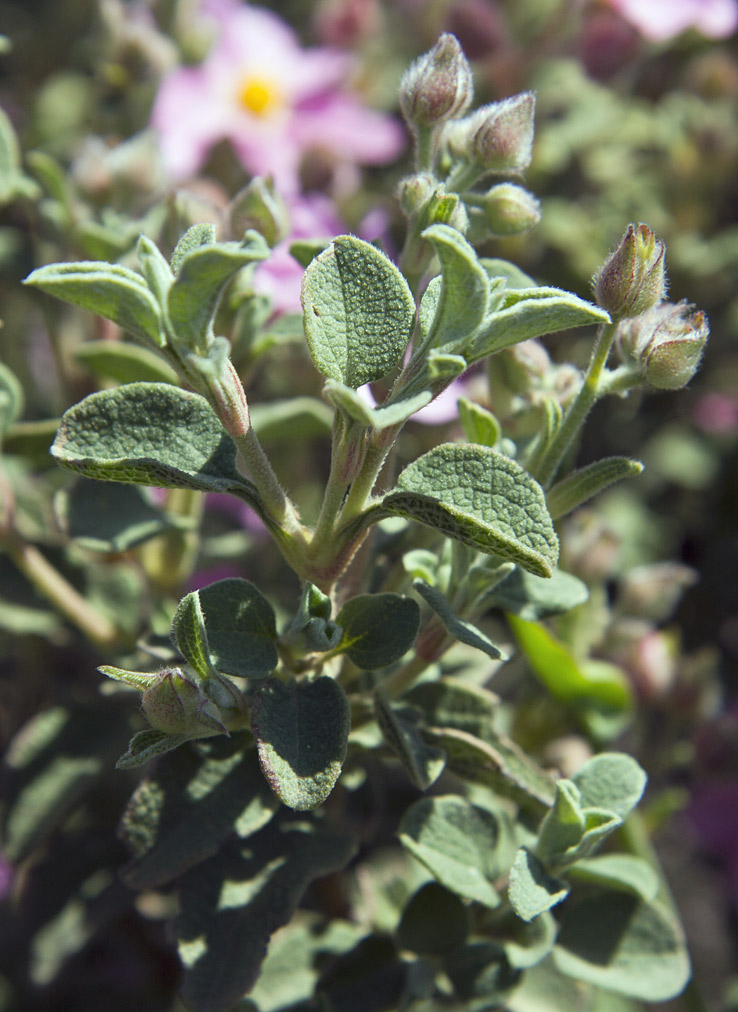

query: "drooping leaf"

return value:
[167, 231, 269, 352]
[398, 795, 505, 907]
[420, 224, 489, 348]
[335, 593, 420, 669]
[508, 847, 570, 922]
[373, 691, 446, 790]
[75, 339, 179, 385]
[177, 816, 356, 1012]
[24, 260, 165, 346]
[414, 580, 507, 660]
[546, 457, 644, 519]
[398, 881, 468, 955]
[119, 737, 278, 889]
[115, 729, 192, 769]
[486, 567, 589, 621]
[380, 444, 558, 577]
[51, 383, 263, 512]
[251, 677, 350, 810]
[301, 235, 415, 388]
[553, 891, 690, 1001]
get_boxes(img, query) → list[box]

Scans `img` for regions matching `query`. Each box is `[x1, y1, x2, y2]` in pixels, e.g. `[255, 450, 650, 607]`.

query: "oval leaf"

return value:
[195, 578, 278, 679]
[420, 223, 489, 348]
[301, 235, 415, 388]
[335, 593, 420, 669]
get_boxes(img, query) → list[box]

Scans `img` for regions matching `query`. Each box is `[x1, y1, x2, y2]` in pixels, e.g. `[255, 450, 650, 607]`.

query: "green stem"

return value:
[340, 431, 396, 523]
[311, 414, 363, 550]
[534, 321, 618, 489]
[414, 124, 436, 173]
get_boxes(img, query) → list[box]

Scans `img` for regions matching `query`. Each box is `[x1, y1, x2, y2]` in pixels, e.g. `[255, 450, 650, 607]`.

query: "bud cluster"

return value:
[617, 300, 709, 390]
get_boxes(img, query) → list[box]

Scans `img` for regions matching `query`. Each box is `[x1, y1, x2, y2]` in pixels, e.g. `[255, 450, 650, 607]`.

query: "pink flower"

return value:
[605, 0, 738, 41]
[151, 1, 405, 191]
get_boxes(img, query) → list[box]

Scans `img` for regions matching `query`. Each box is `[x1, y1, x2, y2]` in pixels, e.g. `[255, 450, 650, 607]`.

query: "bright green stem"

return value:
[535, 321, 618, 489]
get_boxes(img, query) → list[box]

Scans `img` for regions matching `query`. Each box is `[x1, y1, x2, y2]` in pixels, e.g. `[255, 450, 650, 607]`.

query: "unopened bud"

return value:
[141, 667, 227, 736]
[227, 176, 290, 247]
[398, 173, 436, 215]
[450, 92, 535, 174]
[399, 33, 474, 130]
[593, 223, 666, 320]
[619, 300, 708, 389]
[480, 182, 540, 235]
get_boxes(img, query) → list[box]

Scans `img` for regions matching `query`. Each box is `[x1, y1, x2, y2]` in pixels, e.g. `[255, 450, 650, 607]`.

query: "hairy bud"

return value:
[228, 176, 290, 247]
[448, 92, 535, 174]
[593, 223, 666, 320]
[618, 300, 709, 389]
[141, 667, 227, 736]
[480, 182, 540, 235]
[399, 33, 474, 130]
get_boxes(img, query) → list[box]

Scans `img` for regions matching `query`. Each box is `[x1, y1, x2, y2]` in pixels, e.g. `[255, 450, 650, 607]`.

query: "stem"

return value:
[311, 414, 364, 550]
[414, 124, 435, 173]
[5, 534, 121, 649]
[534, 321, 618, 489]
[340, 432, 396, 523]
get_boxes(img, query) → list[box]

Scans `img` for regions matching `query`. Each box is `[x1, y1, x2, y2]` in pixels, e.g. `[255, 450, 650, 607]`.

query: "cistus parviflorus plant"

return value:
[3, 33, 708, 1012]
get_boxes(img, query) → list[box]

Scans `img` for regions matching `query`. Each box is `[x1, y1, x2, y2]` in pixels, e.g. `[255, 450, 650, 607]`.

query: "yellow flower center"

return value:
[237, 75, 282, 117]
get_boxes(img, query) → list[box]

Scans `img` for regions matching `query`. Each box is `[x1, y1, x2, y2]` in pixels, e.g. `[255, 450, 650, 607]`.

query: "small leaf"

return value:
[534, 780, 586, 866]
[467, 287, 610, 363]
[567, 854, 660, 902]
[373, 691, 446, 790]
[508, 847, 570, 922]
[335, 593, 420, 669]
[301, 235, 415, 388]
[546, 457, 644, 519]
[24, 260, 165, 346]
[167, 230, 269, 352]
[480, 257, 537, 289]
[251, 396, 333, 441]
[195, 578, 278, 679]
[570, 753, 647, 820]
[324, 380, 432, 430]
[420, 224, 489, 348]
[51, 383, 262, 512]
[553, 891, 690, 1001]
[172, 591, 213, 679]
[137, 234, 173, 306]
[398, 882, 468, 955]
[398, 795, 504, 908]
[171, 222, 216, 273]
[458, 397, 501, 447]
[75, 339, 178, 385]
[486, 566, 589, 621]
[251, 677, 350, 810]
[414, 580, 507, 660]
[115, 729, 192, 769]
[380, 444, 558, 577]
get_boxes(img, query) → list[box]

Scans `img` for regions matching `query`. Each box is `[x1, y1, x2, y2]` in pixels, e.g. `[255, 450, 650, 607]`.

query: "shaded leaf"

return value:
[75, 339, 178, 385]
[373, 691, 446, 790]
[487, 566, 589, 621]
[508, 847, 570, 921]
[567, 855, 659, 902]
[251, 677, 350, 810]
[115, 729, 192, 769]
[335, 593, 420, 669]
[414, 580, 507, 660]
[398, 882, 468, 955]
[458, 397, 501, 447]
[0, 361, 24, 438]
[445, 942, 521, 1003]
[406, 679, 500, 740]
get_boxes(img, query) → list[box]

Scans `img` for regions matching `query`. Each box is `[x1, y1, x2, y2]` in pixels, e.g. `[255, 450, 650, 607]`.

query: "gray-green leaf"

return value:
[373, 691, 446, 790]
[116, 729, 192, 769]
[420, 223, 489, 348]
[414, 580, 507, 660]
[546, 457, 644, 519]
[335, 593, 420, 669]
[191, 578, 278, 679]
[508, 847, 570, 922]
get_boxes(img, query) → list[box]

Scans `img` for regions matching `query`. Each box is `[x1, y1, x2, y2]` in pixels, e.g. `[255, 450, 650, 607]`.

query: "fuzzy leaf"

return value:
[75, 339, 178, 385]
[487, 566, 589, 621]
[380, 444, 558, 577]
[167, 231, 268, 352]
[546, 457, 644, 519]
[177, 817, 356, 1012]
[458, 397, 502, 447]
[301, 235, 415, 388]
[567, 854, 660, 902]
[481, 257, 537, 289]
[414, 579, 507, 660]
[171, 591, 213, 679]
[335, 593, 420, 669]
[251, 677, 350, 811]
[51, 383, 262, 512]
[420, 224, 489, 348]
[115, 729, 192, 769]
[534, 780, 587, 866]
[24, 260, 165, 346]
[553, 892, 690, 1001]
[467, 287, 610, 363]
[398, 882, 468, 955]
[571, 753, 647, 820]
[406, 679, 500, 740]
[399, 795, 505, 908]
[508, 847, 570, 922]
[373, 691, 446, 790]
[324, 380, 432, 430]
[0, 361, 24, 438]
[171, 223, 216, 273]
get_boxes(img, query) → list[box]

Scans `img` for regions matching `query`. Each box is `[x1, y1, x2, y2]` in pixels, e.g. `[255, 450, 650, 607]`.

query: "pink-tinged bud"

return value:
[480, 182, 540, 235]
[452, 92, 535, 174]
[398, 173, 436, 215]
[399, 33, 474, 130]
[593, 223, 667, 320]
[141, 667, 227, 737]
[619, 300, 709, 389]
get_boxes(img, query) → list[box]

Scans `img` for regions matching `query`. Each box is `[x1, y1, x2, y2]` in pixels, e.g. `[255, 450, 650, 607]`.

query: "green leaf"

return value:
[553, 891, 690, 1001]
[508, 847, 570, 921]
[373, 691, 446, 790]
[251, 396, 333, 441]
[458, 397, 502, 447]
[324, 380, 432, 430]
[398, 882, 468, 955]
[289, 236, 330, 268]
[503, 910, 557, 970]
[414, 580, 507, 660]
[480, 257, 537, 289]
[301, 235, 415, 388]
[24, 260, 165, 346]
[51, 383, 263, 512]
[0, 104, 21, 203]
[467, 287, 610, 364]
[75, 339, 179, 385]
[177, 817, 356, 1012]
[420, 224, 490, 348]
[567, 855, 659, 902]
[486, 567, 589, 621]
[115, 729, 192, 769]
[405, 679, 500, 740]
[177, 579, 278, 679]
[380, 444, 559, 577]
[0, 361, 24, 438]
[445, 942, 521, 1003]
[167, 231, 269, 353]
[251, 677, 350, 810]
[534, 780, 587, 866]
[398, 795, 505, 908]
[119, 737, 278, 889]
[335, 593, 420, 669]
[546, 457, 644, 519]
[171, 222, 216, 273]
[55, 480, 188, 552]
[570, 753, 647, 820]
[137, 233, 173, 307]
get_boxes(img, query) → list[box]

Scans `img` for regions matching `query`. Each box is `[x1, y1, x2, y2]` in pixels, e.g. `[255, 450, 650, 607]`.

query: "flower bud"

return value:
[227, 176, 290, 247]
[398, 172, 436, 215]
[399, 33, 474, 130]
[619, 300, 709, 389]
[479, 182, 540, 235]
[450, 92, 535, 174]
[593, 223, 666, 320]
[141, 667, 227, 736]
